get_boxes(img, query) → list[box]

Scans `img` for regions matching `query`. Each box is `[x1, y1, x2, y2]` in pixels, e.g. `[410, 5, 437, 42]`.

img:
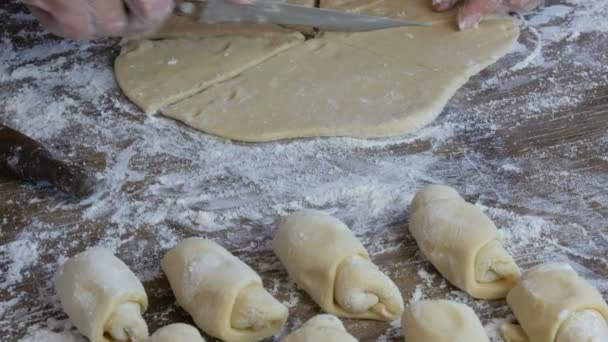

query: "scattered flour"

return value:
[1, 0, 608, 341]
[1, 239, 39, 289]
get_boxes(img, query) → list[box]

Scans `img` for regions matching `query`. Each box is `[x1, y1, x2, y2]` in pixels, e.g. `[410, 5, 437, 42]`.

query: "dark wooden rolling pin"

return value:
[0, 124, 95, 197]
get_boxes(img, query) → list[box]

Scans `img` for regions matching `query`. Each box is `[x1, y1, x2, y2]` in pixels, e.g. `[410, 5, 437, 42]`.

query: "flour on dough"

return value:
[116, 0, 519, 141]
[282, 314, 358, 342]
[162, 1, 518, 141]
[115, 32, 303, 113]
[272, 210, 404, 321]
[148, 323, 206, 342]
[402, 300, 489, 342]
[505, 263, 608, 342]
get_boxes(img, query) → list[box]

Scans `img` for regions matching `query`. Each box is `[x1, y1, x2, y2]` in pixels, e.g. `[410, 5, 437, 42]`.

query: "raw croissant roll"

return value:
[55, 247, 149, 342]
[402, 300, 489, 342]
[503, 263, 608, 342]
[273, 210, 404, 321]
[282, 314, 358, 342]
[148, 323, 206, 342]
[409, 184, 520, 299]
[161, 238, 288, 342]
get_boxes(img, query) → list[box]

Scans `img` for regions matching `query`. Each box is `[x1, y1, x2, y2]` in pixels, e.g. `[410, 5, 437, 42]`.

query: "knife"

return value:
[201, 0, 429, 32]
[0, 124, 95, 197]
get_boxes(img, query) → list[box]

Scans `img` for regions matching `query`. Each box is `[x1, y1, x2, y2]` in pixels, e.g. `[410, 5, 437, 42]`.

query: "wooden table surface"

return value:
[1, 1, 608, 341]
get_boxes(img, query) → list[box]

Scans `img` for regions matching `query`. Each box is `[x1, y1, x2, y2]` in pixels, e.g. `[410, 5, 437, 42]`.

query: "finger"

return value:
[123, 0, 174, 36]
[432, 0, 461, 12]
[26, 0, 94, 39]
[86, 0, 129, 37]
[458, 0, 500, 30]
[27, 6, 59, 33]
[504, 0, 543, 11]
[123, 0, 174, 20]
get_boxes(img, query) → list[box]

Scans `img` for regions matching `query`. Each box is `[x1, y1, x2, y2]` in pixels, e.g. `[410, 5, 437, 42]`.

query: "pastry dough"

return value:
[55, 247, 149, 342]
[504, 263, 608, 342]
[115, 0, 518, 142]
[161, 238, 288, 342]
[402, 300, 489, 342]
[115, 0, 305, 113]
[409, 184, 520, 299]
[272, 210, 404, 321]
[160, 1, 517, 142]
[282, 314, 358, 342]
[162, 35, 470, 142]
[148, 324, 206, 342]
[115, 32, 303, 113]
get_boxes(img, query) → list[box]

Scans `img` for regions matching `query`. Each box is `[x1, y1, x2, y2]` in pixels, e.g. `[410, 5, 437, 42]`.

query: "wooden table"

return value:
[1, 1, 607, 341]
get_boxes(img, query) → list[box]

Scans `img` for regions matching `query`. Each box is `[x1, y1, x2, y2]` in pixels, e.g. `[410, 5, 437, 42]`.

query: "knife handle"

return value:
[0, 124, 95, 197]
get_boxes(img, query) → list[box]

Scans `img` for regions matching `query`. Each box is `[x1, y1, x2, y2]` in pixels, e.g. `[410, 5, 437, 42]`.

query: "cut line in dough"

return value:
[115, 0, 519, 142]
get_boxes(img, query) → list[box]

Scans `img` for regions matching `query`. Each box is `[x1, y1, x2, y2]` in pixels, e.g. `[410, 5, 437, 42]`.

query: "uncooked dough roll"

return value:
[402, 300, 489, 342]
[161, 238, 288, 342]
[55, 247, 149, 342]
[504, 262, 608, 342]
[409, 184, 520, 299]
[282, 314, 358, 342]
[148, 323, 205, 342]
[273, 210, 404, 321]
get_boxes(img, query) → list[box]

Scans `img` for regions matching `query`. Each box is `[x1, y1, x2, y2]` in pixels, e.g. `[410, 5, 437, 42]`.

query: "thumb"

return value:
[458, 0, 500, 30]
[504, 0, 544, 11]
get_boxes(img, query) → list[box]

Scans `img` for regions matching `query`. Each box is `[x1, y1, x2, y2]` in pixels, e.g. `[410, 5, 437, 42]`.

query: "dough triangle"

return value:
[115, 31, 303, 113]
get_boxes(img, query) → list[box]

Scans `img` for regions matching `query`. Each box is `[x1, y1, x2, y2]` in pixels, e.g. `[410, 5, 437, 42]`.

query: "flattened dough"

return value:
[505, 263, 608, 342]
[117, 0, 518, 141]
[162, 1, 517, 141]
[115, 32, 303, 113]
[282, 314, 358, 342]
[402, 300, 489, 342]
[163, 36, 470, 141]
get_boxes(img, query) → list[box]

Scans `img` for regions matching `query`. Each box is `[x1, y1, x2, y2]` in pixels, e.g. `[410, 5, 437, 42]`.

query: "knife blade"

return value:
[0, 124, 95, 197]
[201, 0, 428, 32]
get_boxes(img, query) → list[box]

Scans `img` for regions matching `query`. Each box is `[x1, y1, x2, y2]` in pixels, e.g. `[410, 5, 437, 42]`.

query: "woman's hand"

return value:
[432, 0, 543, 30]
[25, 0, 175, 40]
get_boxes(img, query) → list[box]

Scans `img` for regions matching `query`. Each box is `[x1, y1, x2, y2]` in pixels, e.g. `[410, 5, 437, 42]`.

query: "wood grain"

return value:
[1, 1, 608, 341]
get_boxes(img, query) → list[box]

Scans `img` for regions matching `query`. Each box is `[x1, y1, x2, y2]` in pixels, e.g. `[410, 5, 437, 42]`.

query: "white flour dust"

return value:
[1, 0, 608, 341]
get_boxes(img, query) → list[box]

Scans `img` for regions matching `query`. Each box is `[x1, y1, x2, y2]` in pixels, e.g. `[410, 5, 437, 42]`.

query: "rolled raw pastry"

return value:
[282, 314, 358, 342]
[161, 238, 288, 342]
[148, 323, 205, 342]
[55, 247, 149, 342]
[500, 323, 529, 342]
[504, 262, 608, 342]
[409, 184, 520, 299]
[402, 300, 489, 342]
[272, 210, 404, 321]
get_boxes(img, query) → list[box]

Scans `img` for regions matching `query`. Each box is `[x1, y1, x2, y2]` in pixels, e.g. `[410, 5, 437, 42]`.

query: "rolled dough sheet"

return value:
[161, 1, 518, 142]
[325, 19, 519, 77]
[162, 37, 471, 141]
[115, 32, 303, 113]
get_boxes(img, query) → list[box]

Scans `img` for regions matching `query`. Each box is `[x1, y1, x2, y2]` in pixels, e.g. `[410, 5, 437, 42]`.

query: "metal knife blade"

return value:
[201, 0, 428, 32]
